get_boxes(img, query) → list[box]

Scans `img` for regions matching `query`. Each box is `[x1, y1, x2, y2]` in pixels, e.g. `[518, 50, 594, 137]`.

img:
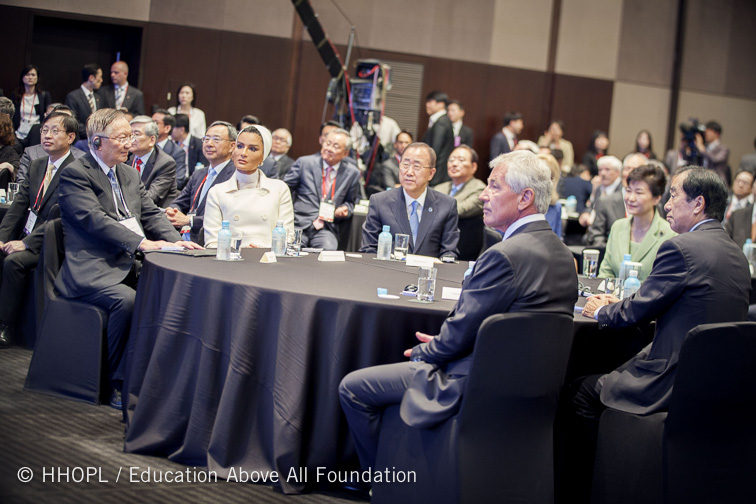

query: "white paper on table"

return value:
[405, 254, 440, 267]
[260, 251, 277, 263]
[442, 287, 462, 301]
[318, 250, 346, 262]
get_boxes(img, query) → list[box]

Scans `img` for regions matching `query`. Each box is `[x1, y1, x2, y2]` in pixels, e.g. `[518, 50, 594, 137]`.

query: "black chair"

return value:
[456, 215, 484, 261]
[24, 218, 110, 404]
[591, 322, 756, 504]
[372, 312, 575, 504]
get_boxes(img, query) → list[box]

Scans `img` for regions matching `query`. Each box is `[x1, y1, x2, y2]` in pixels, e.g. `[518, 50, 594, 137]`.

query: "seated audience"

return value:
[579, 155, 623, 229]
[271, 128, 295, 178]
[724, 175, 756, 249]
[360, 142, 460, 258]
[724, 169, 754, 222]
[0, 115, 20, 188]
[152, 109, 187, 189]
[12, 65, 51, 141]
[433, 145, 485, 219]
[168, 83, 206, 138]
[126, 116, 178, 207]
[538, 152, 563, 238]
[284, 128, 360, 250]
[204, 125, 294, 248]
[341, 150, 577, 472]
[166, 121, 238, 245]
[598, 164, 675, 280]
[581, 130, 608, 178]
[55, 109, 200, 408]
[0, 111, 78, 347]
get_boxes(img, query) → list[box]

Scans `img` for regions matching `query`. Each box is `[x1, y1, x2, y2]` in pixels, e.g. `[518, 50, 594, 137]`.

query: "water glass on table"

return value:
[394, 233, 409, 261]
[582, 249, 599, 277]
[230, 231, 244, 260]
[416, 266, 437, 302]
[286, 229, 303, 256]
[7, 183, 19, 203]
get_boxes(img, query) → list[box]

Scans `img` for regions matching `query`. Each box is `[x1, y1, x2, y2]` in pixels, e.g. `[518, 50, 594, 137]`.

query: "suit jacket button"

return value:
[262, 214, 268, 220]
[233, 215, 240, 221]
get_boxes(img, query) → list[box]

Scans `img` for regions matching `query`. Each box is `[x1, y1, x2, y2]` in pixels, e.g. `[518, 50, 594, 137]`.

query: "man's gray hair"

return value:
[207, 121, 238, 142]
[597, 155, 622, 172]
[86, 108, 125, 148]
[327, 128, 353, 151]
[490, 151, 553, 214]
[623, 152, 647, 168]
[0, 97, 15, 118]
[130, 115, 159, 138]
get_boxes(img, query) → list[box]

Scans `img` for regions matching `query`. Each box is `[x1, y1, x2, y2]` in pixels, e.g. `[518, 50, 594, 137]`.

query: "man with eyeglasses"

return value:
[0, 111, 79, 347]
[360, 142, 460, 258]
[126, 116, 178, 207]
[171, 113, 207, 182]
[166, 121, 238, 245]
[152, 109, 187, 189]
[55, 108, 201, 408]
[271, 128, 295, 178]
[284, 128, 361, 250]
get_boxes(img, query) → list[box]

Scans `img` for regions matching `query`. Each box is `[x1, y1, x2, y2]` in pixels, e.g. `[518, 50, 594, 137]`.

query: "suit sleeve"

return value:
[132, 90, 145, 116]
[426, 121, 450, 153]
[455, 185, 484, 219]
[598, 240, 688, 329]
[410, 248, 517, 364]
[202, 186, 222, 248]
[359, 196, 382, 253]
[586, 197, 609, 247]
[338, 170, 360, 219]
[136, 176, 180, 242]
[169, 173, 195, 213]
[145, 157, 177, 206]
[0, 171, 32, 242]
[440, 201, 460, 258]
[283, 157, 302, 192]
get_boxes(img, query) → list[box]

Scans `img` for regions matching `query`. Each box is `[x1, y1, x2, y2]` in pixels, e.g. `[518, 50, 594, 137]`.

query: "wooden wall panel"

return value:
[0, 6, 33, 98]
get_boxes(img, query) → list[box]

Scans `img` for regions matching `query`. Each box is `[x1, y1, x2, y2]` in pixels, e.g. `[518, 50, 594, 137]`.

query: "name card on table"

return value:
[405, 254, 440, 268]
[318, 251, 345, 262]
[260, 251, 277, 263]
[442, 287, 462, 301]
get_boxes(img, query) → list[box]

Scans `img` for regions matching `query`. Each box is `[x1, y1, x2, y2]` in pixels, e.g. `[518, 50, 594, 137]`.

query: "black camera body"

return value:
[679, 118, 706, 163]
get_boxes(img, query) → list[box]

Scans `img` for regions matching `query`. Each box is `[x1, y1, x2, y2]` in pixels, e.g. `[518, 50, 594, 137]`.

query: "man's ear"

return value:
[518, 188, 535, 209]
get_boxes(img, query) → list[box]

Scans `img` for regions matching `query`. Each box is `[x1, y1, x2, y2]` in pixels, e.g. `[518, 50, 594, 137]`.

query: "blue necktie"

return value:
[107, 168, 127, 216]
[199, 167, 217, 205]
[449, 185, 460, 197]
[410, 200, 419, 247]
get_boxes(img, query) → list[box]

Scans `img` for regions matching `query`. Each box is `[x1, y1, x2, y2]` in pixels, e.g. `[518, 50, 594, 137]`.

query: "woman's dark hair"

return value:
[0, 114, 16, 146]
[14, 64, 43, 99]
[586, 130, 608, 154]
[176, 83, 197, 107]
[626, 164, 667, 198]
[634, 129, 654, 154]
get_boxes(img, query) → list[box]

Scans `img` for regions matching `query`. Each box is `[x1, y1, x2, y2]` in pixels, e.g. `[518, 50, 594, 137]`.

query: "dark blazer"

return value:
[360, 187, 460, 258]
[259, 155, 280, 180]
[159, 139, 187, 190]
[489, 130, 512, 160]
[597, 221, 751, 414]
[12, 91, 52, 131]
[127, 147, 178, 207]
[560, 176, 593, 213]
[275, 154, 295, 178]
[422, 113, 455, 186]
[170, 160, 236, 244]
[585, 191, 626, 247]
[458, 124, 473, 147]
[0, 151, 75, 254]
[401, 220, 578, 426]
[64, 87, 103, 138]
[725, 203, 752, 249]
[98, 84, 145, 116]
[54, 153, 180, 298]
[185, 135, 208, 177]
[17, 144, 86, 185]
[284, 153, 361, 233]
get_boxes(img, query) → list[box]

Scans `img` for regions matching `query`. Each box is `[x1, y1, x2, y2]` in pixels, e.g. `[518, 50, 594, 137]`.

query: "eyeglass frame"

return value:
[202, 135, 233, 144]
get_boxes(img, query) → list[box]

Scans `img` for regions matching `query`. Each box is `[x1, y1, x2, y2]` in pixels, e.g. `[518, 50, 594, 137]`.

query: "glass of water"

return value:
[394, 233, 409, 261]
[582, 249, 599, 277]
[416, 266, 437, 302]
[7, 183, 19, 203]
[286, 228, 303, 256]
[230, 231, 244, 260]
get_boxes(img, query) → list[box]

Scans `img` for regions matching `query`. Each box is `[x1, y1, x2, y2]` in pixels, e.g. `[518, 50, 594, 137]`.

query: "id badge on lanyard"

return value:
[118, 216, 145, 238]
[319, 200, 336, 222]
[23, 210, 38, 235]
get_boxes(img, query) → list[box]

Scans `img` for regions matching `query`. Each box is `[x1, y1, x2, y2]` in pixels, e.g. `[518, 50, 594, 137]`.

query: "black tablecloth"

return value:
[123, 250, 466, 493]
[123, 253, 651, 493]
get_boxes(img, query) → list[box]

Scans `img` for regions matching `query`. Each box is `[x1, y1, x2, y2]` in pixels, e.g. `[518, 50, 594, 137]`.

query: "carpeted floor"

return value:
[0, 347, 367, 504]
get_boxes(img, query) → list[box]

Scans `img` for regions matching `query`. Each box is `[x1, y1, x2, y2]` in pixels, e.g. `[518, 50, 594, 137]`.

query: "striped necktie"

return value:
[43, 161, 54, 195]
[87, 92, 96, 113]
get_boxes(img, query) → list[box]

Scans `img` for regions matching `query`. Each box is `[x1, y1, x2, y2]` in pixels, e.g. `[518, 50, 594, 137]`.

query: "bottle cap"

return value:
[221, 220, 229, 228]
[382, 225, 390, 232]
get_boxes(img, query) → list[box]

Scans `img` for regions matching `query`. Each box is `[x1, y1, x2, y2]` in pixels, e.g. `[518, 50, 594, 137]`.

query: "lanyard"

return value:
[321, 167, 336, 201]
[189, 174, 209, 212]
[21, 93, 37, 122]
[31, 176, 46, 212]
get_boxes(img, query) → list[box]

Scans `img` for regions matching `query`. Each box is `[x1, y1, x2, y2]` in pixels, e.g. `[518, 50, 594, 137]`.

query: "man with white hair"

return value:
[127, 115, 178, 207]
[340, 151, 578, 472]
[271, 128, 295, 177]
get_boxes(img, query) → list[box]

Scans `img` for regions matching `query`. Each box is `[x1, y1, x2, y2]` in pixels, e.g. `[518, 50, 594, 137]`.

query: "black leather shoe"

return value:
[109, 388, 122, 409]
[0, 323, 12, 348]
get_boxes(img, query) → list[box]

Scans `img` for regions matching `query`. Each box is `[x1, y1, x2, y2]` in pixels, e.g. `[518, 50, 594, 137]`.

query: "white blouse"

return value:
[168, 106, 206, 139]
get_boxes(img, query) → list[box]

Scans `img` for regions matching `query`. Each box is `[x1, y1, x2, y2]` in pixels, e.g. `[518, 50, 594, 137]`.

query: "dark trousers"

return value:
[303, 225, 339, 250]
[0, 249, 39, 324]
[76, 283, 135, 388]
[339, 361, 417, 469]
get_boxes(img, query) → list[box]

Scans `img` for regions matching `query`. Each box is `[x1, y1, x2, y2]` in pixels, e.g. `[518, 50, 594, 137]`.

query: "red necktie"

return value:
[135, 159, 143, 174]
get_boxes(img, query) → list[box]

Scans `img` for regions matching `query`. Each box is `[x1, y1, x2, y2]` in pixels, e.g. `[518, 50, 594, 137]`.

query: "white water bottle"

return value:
[272, 220, 287, 256]
[217, 220, 231, 260]
[377, 225, 392, 260]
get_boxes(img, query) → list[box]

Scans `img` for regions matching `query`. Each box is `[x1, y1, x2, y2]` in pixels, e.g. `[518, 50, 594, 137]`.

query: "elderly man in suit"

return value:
[434, 145, 486, 219]
[0, 112, 79, 347]
[341, 150, 578, 472]
[55, 109, 200, 407]
[361, 142, 460, 258]
[271, 128, 295, 178]
[166, 121, 237, 245]
[422, 91, 455, 186]
[126, 116, 178, 207]
[64, 63, 103, 139]
[152, 109, 187, 189]
[284, 128, 361, 250]
[99, 61, 145, 116]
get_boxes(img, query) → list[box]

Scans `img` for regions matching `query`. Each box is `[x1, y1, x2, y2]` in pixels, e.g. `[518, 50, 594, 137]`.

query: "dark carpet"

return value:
[0, 347, 367, 504]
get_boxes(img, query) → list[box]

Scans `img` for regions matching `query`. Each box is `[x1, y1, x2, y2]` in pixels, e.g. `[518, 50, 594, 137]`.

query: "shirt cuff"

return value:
[594, 305, 603, 320]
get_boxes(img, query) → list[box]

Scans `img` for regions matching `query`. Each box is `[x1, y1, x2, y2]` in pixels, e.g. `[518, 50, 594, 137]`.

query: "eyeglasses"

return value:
[202, 136, 232, 144]
[447, 155, 470, 163]
[101, 134, 135, 144]
[400, 159, 430, 172]
[272, 135, 289, 142]
[41, 127, 64, 136]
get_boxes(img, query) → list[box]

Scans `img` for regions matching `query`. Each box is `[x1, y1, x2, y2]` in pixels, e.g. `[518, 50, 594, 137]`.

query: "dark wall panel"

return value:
[0, 6, 33, 99]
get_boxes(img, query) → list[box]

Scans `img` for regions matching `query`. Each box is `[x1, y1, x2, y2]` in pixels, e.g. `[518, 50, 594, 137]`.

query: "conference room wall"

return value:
[608, 82, 672, 159]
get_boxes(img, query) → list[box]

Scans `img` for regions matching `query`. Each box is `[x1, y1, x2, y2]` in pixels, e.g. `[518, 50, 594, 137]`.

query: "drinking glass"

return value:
[230, 231, 243, 260]
[582, 249, 599, 277]
[394, 234, 409, 261]
[7, 183, 19, 203]
[416, 266, 437, 302]
[286, 228, 303, 256]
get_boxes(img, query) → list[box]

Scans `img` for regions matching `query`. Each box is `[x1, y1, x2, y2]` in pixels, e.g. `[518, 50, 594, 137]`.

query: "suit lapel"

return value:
[38, 151, 74, 210]
[141, 148, 158, 184]
[389, 190, 412, 244]
[414, 189, 439, 251]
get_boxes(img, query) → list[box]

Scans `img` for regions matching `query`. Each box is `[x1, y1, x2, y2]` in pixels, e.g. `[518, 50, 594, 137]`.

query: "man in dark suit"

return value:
[696, 120, 730, 186]
[171, 113, 207, 180]
[55, 109, 200, 406]
[490, 111, 523, 160]
[271, 128, 295, 178]
[166, 121, 237, 244]
[0, 112, 78, 346]
[99, 61, 145, 116]
[360, 142, 460, 258]
[341, 151, 578, 470]
[725, 202, 753, 249]
[17, 105, 86, 185]
[64, 64, 103, 139]
[422, 91, 455, 186]
[284, 128, 361, 250]
[152, 109, 187, 190]
[447, 100, 473, 147]
[127, 116, 178, 207]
